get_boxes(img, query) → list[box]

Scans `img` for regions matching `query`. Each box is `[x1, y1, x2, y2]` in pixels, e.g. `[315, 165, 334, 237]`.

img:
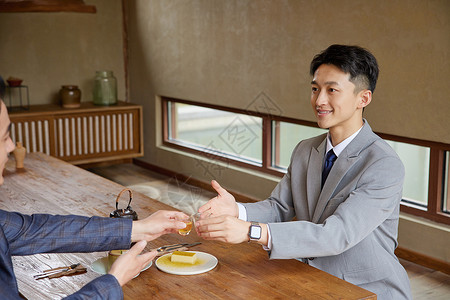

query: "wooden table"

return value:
[0, 153, 376, 299]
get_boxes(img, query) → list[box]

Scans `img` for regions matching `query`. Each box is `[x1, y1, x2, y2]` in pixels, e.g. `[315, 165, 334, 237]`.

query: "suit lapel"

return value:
[307, 139, 326, 220]
[312, 151, 359, 223]
[311, 121, 374, 223]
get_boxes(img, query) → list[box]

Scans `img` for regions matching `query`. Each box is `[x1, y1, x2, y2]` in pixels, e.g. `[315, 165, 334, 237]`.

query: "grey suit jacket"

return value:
[243, 121, 412, 299]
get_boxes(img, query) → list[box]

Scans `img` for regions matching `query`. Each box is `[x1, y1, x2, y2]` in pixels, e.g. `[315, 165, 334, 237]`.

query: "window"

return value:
[386, 141, 430, 207]
[443, 151, 450, 213]
[163, 97, 450, 224]
[167, 102, 263, 165]
[272, 121, 327, 169]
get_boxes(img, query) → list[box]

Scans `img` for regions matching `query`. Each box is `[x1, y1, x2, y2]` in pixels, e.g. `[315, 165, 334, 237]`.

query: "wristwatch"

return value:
[248, 221, 261, 242]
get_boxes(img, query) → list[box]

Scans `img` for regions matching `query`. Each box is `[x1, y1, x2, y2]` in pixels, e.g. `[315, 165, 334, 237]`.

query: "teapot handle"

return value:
[115, 188, 133, 210]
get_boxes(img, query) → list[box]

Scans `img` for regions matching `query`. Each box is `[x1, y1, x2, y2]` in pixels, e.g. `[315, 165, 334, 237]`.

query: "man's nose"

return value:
[315, 90, 327, 106]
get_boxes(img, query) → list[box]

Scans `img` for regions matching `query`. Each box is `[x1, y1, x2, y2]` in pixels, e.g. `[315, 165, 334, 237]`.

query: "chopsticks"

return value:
[34, 263, 87, 280]
[154, 242, 201, 256]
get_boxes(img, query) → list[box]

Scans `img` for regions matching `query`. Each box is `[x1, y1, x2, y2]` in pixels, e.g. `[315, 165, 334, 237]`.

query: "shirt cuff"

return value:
[237, 203, 247, 221]
[262, 225, 272, 251]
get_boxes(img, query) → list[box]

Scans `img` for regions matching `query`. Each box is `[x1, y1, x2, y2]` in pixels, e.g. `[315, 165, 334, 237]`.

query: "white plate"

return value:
[155, 251, 218, 275]
[90, 256, 152, 277]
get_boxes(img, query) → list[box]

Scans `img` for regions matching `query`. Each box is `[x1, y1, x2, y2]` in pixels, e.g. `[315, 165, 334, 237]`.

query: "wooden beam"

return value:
[0, 0, 96, 13]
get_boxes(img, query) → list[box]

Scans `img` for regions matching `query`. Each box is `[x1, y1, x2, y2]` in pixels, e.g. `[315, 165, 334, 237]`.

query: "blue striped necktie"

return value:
[322, 150, 337, 188]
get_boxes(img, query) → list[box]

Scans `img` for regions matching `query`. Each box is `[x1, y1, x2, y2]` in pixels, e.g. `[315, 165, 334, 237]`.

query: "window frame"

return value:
[162, 96, 450, 225]
[162, 97, 286, 176]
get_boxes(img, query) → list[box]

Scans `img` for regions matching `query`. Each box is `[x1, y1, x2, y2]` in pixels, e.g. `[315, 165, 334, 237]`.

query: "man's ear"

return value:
[358, 90, 372, 109]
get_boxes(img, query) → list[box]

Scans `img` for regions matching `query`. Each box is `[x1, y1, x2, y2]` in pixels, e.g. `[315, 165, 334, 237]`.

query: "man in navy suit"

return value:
[0, 99, 188, 299]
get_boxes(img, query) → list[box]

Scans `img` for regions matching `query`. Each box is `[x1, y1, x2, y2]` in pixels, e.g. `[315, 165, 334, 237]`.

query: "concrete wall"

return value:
[127, 0, 450, 144]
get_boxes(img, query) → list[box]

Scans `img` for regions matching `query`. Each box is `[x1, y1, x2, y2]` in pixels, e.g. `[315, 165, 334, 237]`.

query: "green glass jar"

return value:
[93, 71, 117, 105]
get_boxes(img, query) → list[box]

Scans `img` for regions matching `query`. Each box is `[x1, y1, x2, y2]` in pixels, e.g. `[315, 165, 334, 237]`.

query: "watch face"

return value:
[250, 225, 261, 239]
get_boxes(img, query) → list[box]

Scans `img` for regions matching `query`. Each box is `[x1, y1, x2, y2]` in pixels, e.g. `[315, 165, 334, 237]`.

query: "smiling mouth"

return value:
[316, 108, 333, 116]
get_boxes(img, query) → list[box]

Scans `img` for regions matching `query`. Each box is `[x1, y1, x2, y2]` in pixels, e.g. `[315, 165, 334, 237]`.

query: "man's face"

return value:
[310, 64, 370, 140]
[0, 101, 15, 185]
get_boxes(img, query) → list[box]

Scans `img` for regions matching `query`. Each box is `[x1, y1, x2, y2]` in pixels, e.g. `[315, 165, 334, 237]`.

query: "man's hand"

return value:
[131, 210, 188, 242]
[196, 215, 270, 246]
[108, 240, 155, 286]
[198, 180, 238, 218]
[196, 215, 250, 244]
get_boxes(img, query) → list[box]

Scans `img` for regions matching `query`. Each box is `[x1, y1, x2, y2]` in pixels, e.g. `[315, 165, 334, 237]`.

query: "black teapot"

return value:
[110, 188, 138, 220]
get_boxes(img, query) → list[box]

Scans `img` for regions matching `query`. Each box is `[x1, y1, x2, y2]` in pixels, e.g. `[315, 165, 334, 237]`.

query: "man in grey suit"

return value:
[196, 44, 412, 299]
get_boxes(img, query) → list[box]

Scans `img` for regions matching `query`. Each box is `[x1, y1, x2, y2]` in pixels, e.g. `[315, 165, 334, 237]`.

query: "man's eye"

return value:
[312, 87, 318, 92]
[329, 88, 337, 92]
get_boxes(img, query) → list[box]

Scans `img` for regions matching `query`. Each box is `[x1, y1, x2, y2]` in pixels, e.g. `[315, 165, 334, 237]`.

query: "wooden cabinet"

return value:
[9, 101, 143, 165]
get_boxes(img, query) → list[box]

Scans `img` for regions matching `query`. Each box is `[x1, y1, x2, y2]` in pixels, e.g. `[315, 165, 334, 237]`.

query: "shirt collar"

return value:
[326, 124, 364, 157]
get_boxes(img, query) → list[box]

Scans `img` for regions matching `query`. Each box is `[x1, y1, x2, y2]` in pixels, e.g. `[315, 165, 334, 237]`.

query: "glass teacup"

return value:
[178, 213, 201, 236]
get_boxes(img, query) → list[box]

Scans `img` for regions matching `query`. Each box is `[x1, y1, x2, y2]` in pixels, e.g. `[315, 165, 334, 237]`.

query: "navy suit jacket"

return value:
[0, 210, 132, 299]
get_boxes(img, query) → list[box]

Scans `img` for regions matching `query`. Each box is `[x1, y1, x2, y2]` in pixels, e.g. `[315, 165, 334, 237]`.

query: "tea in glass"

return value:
[178, 218, 193, 236]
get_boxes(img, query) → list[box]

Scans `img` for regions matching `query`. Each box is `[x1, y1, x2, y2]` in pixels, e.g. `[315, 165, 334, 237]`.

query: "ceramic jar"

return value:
[60, 85, 81, 108]
[93, 71, 117, 106]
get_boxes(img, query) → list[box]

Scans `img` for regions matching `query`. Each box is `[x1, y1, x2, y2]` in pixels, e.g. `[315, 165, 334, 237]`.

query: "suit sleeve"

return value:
[63, 274, 123, 300]
[0, 211, 132, 256]
[241, 142, 302, 223]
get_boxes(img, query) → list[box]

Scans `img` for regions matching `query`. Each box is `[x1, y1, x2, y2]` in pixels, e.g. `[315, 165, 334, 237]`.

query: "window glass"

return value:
[273, 121, 327, 169]
[386, 141, 430, 206]
[168, 102, 262, 163]
[443, 151, 450, 214]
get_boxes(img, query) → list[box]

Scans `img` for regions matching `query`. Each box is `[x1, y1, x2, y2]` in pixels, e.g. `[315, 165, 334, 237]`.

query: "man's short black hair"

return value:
[310, 44, 379, 93]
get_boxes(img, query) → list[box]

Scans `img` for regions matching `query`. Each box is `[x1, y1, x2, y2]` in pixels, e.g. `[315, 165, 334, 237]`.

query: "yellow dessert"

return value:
[171, 251, 197, 264]
[108, 249, 126, 271]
